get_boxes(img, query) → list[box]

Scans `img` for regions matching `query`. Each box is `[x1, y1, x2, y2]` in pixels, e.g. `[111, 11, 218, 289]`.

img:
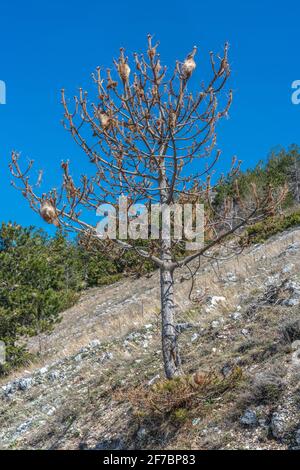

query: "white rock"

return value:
[292, 340, 300, 351]
[282, 264, 293, 274]
[295, 428, 300, 446]
[42, 405, 56, 416]
[226, 272, 237, 282]
[48, 370, 60, 381]
[137, 427, 147, 439]
[18, 378, 33, 391]
[89, 339, 101, 348]
[265, 275, 280, 286]
[16, 419, 33, 435]
[148, 374, 160, 386]
[2, 382, 16, 397]
[191, 333, 199, 343]
[232, 312, 242, 321]
[284, 298, 300, 307]
[271, 412, 286, 438]
[38, 367, 48, 375]
[210, 296, 226, 306]
[240, 409, 258, 427]
[101, 352, 113, 362]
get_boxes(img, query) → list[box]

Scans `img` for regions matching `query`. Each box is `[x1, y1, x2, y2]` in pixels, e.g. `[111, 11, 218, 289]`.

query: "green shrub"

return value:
[0, 224, 85, 373]
[214, 145, 300, 209]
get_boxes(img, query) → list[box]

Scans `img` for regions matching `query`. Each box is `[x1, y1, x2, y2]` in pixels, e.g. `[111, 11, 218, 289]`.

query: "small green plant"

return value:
[172, 408, 189, 422]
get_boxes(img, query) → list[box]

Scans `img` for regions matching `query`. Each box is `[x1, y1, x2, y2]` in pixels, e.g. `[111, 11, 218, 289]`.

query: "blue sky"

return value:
[0, 0, 299, 229]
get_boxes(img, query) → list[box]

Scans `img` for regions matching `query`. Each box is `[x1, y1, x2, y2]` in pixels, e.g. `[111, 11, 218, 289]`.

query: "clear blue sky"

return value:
[0, 0, 299, 228]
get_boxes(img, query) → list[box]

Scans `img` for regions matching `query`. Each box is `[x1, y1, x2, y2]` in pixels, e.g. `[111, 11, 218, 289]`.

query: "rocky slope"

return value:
[1, 226, 300, 450]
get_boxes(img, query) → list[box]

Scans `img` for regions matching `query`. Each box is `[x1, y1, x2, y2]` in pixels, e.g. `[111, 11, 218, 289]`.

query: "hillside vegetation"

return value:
[1, 145, 300, 374]
[1, 223, 300, 449]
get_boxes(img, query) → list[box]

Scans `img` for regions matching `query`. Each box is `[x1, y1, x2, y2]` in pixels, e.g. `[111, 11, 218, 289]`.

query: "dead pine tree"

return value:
[10, 36, 285, 379]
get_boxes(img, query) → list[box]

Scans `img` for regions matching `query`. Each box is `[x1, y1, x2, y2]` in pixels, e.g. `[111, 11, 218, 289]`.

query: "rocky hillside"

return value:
[1, 226, 300, 450]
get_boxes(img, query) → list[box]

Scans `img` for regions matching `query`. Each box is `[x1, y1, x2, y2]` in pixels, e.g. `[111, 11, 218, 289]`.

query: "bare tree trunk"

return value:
[158, 151, 182, 378]
[160, 242, 181, 379]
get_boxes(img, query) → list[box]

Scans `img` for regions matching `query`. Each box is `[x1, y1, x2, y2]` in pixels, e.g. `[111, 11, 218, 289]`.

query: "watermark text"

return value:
[96, 196, 204, 251]
[291, 80, 300, 104]
[0, 80, 6, 104]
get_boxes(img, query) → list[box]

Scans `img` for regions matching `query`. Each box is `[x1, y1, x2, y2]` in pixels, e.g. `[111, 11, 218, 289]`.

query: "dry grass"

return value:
[120, 368, 243, 420]
[3, 226, 300, 386]
[1, 226, 300, 450]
